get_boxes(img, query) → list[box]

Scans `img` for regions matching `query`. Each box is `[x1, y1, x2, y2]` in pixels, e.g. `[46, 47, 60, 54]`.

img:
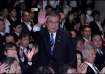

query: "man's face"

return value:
[11, 9, 17, 17]
[22, 12, 31, 22]
[14, 25, 22, 33]
[0, 21, 5, 32]
[92, 35, 102, 48]
[86, 49, 96, 63]
[21, 36, 29, 47]
[94, 14, 100, 21]
[5, 36, 15, 43]
[46, 16, 59, 33]
[5, 47, 17, 58]
[83, 27, 91, 38]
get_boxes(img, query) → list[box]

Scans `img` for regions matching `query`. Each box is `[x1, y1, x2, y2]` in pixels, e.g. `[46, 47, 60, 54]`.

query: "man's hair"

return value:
[92, 34, 102, 41]
[47, 10, 60, 19]
[82, 43, 96, 59]
[19, 33, 30, 39]
[36, 66, 55, 74]
[4, 42, 17, 51]
[80, 25, 91, 32]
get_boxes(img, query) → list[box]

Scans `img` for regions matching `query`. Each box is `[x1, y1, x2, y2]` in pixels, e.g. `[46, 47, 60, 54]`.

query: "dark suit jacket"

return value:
[33, 28, 76, 70]
[90, 21, 103, 35]
[86, 66, 96, 74]
[21, 22, 34, 36]
[94, 47, 105, 71]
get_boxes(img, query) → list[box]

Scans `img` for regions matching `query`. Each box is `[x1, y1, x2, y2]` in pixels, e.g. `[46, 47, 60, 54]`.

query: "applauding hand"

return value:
[24, 46, 39, 61]
[78, 62, 88, 73]
[0, 63, 9, 73]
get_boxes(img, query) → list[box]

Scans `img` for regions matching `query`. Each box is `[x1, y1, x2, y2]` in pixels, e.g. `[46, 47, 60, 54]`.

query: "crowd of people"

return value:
[0, 0, 105, 74]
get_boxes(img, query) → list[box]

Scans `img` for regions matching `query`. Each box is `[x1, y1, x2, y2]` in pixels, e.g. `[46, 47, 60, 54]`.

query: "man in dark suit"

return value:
[92, 34, 105, 71]
[21, 11, 34, 35]
[90, 10, 104, 35]
[78, 44, 99, 74]
[33, 9, 76, 72]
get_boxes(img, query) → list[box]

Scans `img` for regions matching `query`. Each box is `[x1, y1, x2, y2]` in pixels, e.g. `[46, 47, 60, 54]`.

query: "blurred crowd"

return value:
[0, 0, 105, 74]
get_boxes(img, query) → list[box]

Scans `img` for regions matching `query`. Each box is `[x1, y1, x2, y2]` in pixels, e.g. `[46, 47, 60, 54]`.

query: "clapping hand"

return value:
[0, 63, 9, 73]
[24, 46, 39, 61]
[78, 62, 88, 73]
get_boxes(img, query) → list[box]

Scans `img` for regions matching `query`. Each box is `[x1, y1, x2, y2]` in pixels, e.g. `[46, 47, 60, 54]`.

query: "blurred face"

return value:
[76, 40, 84, 51]
[59, 12, 65, 20]
[94, 14, 100, 21]
[5, 47, 17, 58]
[2, 8, 8, 17]
[92, 35, 102, 48]
[5, 36, 15, 43]
[14, 25, 22, 33]
[21, 36, 29, 48]
[10, 9, 17, 17]
[70, 30, 76, 38]
[86, 49, 96, 63]
[46, 16, 59, 33]
[83, 27, 91, 38]
[86, 10, 92, 16]
[22, 12, 31, 22]
[69, 14, 74, 21]
[0, 20, 5, 32]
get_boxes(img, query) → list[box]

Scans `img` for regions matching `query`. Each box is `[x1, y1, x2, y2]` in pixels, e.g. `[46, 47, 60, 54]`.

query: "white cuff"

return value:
[33, 24, 41, 32]
[28, 61, 32, 66]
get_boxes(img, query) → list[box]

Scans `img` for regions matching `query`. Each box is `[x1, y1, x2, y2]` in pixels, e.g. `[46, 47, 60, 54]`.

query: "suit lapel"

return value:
[43, 29, 51, 53]
[53, 29, 62, 55]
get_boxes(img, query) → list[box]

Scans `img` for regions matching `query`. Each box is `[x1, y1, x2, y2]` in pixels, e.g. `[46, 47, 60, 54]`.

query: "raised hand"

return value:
[38, 9, 47, 26]
[77, 62, 88, 73]
[0, 63, 9, 73]
[24, 46, 39, 61]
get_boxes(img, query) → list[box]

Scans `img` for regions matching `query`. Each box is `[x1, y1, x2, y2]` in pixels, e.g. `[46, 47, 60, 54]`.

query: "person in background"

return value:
[92, 34, 105, 71]
[21, 11, 34, 34]
[1, 42, 21, 74]
[78, 44, 98, 74]
[18, 34, 39, 74]
[8, 7, 18, 32]
[4, 33, 15, 44]
[36, 66, 55, 74]
[0, 8, 11, 33]
[90, 10, 104, 35]
[86, 8, 93, 24]
[80, 25, 92, 43]
[12, 21, 22, 44]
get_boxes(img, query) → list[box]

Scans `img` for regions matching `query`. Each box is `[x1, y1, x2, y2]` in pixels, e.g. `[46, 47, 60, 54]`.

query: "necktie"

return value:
[49, 33, 54, 55]
[93, 64, 99, 73]
[97, 49, 103, 55]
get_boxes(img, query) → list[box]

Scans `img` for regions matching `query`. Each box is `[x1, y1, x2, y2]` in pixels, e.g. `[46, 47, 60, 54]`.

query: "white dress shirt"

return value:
[49, 32, 56, 43]
[24, 22, 32, 31]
